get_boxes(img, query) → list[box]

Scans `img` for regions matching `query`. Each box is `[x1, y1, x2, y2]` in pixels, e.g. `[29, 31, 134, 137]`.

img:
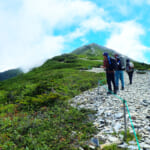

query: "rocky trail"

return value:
[71, 69, 150, 149]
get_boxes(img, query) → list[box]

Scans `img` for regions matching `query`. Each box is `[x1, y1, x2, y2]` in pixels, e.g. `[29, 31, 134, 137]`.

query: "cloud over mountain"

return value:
[0, 0, 150, 72]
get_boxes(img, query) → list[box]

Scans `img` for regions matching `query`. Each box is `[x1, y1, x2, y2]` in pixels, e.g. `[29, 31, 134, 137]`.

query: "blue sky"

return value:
[0, 0, 150, 72]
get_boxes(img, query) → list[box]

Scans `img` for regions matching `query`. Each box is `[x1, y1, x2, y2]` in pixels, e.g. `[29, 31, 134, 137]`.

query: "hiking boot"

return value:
[107, 91, 112, 95]
[114, 90, 117, 94]
[116, 86, 119, 91]
[121, 87, 124, 90]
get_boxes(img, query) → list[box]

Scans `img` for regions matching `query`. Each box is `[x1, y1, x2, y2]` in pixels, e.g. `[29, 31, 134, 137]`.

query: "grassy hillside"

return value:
[134, 61, 150, 70]
[0, 43, 150, 149]
[0, 54, 106, 149]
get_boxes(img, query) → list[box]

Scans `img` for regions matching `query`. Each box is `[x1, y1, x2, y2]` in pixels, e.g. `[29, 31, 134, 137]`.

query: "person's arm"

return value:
[100, 65, 105, 68]
[101, 59, 107, 71]
[103, 59, 107, 68]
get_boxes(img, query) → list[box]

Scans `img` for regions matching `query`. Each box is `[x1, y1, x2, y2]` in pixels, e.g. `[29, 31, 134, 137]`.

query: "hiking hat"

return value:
[114, 54, 119, 58]
[103, 52, 108, 57]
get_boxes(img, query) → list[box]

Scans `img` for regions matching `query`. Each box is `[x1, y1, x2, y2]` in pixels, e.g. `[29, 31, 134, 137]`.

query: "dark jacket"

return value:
[116, 58, 122, 71]
[103, 57, 114, 73]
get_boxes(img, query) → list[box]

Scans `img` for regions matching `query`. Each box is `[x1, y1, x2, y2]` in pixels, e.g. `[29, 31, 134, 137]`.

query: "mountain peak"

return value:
[71, 43, 117, 56]
[71, 43, 130, 59]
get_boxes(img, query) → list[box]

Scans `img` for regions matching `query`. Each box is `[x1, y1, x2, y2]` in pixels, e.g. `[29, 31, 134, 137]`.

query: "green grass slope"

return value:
[0, 53, 106, 149]
[0, 44, 150, 149]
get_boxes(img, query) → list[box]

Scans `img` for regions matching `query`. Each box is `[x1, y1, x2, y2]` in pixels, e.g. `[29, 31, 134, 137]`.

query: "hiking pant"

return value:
[106, 72, 116, 92]
[115, 70, 124, 89]
[127, 71, 134, 84]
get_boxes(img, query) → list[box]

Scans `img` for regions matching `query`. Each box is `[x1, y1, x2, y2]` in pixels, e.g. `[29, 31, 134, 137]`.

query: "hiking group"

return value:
[101, 52, 134, 95]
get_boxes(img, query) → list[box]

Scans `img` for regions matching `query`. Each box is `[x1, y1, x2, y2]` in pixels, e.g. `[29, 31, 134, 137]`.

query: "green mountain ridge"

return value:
[72, 43, 117, 56]
[71, 43, 131, 58]
[71, 43, 150, 70]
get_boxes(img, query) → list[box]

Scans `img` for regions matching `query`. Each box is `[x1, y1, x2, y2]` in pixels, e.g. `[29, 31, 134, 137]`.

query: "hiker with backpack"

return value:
[126, 59, 134, 84]
[114, 54, 125, 91]
[101, 52, 117, 94]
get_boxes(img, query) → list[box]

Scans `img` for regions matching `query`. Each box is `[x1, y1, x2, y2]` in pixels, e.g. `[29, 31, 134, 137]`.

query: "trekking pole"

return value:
[123, 99, 127, 141]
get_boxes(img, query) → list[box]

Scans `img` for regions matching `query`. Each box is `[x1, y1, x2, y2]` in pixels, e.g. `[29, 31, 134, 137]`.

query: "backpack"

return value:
[119, 56, 126, 70]
[129, 62, 134, 68]
[109, 57, 118, 71]
[126, 62, 134, 72]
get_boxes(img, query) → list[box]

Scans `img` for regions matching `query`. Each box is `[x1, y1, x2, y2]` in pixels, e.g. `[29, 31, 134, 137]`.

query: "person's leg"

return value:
[115, 71, 119, 90]
[127, 72, 131, 84]
[128, 72, 132, 84]
[130, 71, 134, 84]
[111, 72, 116, 94]
[120, 71, 124, 89]
[106, 72, 112, 93]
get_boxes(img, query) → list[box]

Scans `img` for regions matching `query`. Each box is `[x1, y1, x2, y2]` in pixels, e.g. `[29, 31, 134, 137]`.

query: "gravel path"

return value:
[71, 69, 150, 150]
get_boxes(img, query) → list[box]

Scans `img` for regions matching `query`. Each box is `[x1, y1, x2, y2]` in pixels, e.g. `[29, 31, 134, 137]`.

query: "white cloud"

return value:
[132, 0, 150, 5]
[99, 0, 131, 16]
[22, 0, 97, 30]
[1, 0, 150, 73]
[146, 0, 150, 4]
[0, 0, 99, 72]
[81, 16, 109, 32]
[66, 28, 86, 41]
[105, 21, 150, 63]
[80, 38, 89, 45]
[131, 0, 144, 5]
[116, 3, 130, 16]
[0, 8, 65, 72]
[65, 8, 108, 42]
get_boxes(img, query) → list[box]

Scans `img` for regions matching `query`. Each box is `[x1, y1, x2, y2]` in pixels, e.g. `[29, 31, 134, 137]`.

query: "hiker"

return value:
[114, 54, 125, 90]
[126, 59, 134, 84]
[101, 52, 117, 94]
